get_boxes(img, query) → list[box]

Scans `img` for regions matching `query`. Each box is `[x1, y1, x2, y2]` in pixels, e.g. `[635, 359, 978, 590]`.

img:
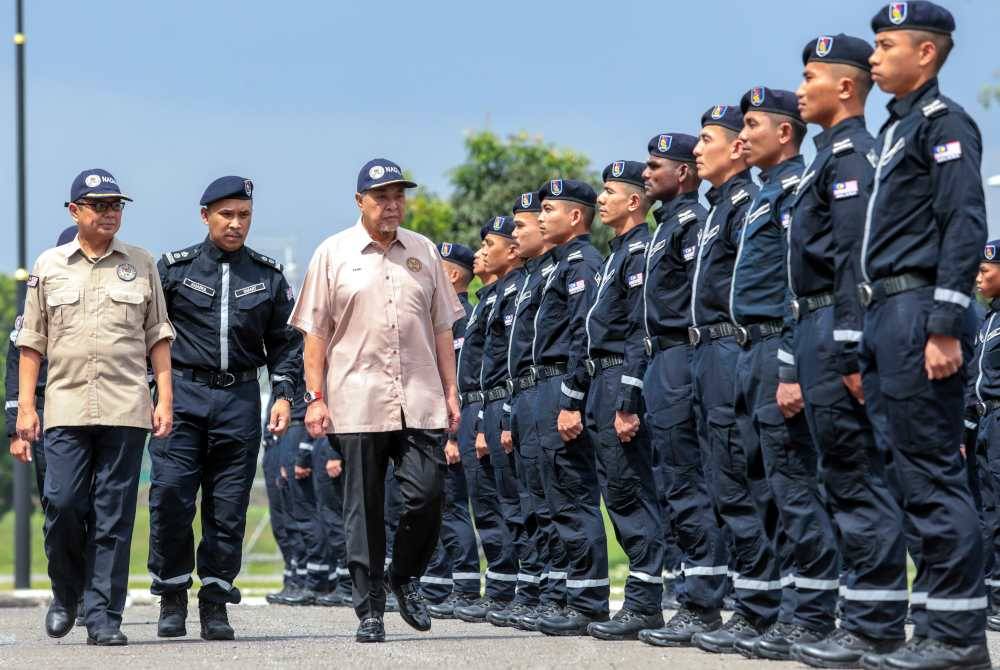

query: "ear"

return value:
[778, 120, 793, 146]
[729, 137, 744, 161]
[917, 39, 937, 69]
[676, 162, 690, 183]
[67, 203, 80, 223]
[446, 265, 460, 284]
[355, 192, 364, 210]
[837, 75, 854, 101]
[200, 206, 210, 226]
[628, 191, 642, 212]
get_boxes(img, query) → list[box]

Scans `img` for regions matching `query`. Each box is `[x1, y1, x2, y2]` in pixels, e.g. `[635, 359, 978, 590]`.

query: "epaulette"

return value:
[731, 189, 750, 206]
[780, 175, 800, 192]
[832, 138, 855, 155]
[677, 209, 698, 224]
[163, 245, 201, 266]
[566, 250, 584, 262]
[922, 99, 948, 119]
[747, 203, 771, 224]
[503, 282, 518, 296]
[628, 241, 646, 255]
[247, 247, 284, 272]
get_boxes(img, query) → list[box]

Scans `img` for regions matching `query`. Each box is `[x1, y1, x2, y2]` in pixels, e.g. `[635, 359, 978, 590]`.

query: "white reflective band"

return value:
[296, 569, 308, 575]
[684, 565, 731, 577]
[966, 420, 979, 430]
[833, 330, 863, 343]
[502, 404, 511, 413]
[546, 571, 568, 580]
[306, 562, 329, 571]
[485, 571, 519, 582]
[150, 572, 191, 585]
[202, 576, 234, 591]
[925, 596, 989, 612]
[272, 374, 291, 383]
[452, 572, 480, 581]
[420, 576, 453, 585]
[986, 579, 1000, 588]
[299, 443, 314, 452]
[621, 376, 644, 389]
[661, 571, 677, 579]
[566, 578, 611, 588]
[336, 568, 350, 576]
[733, 577, 785, 591]
[780, 574, 796, 587]
[910, 592, 927, 606]
[560, 383, 585, 400]
[795, 576, 840, 591]
[284, 570, 292, 577]
[220, 263, 230, 371]
[629, 571, 661, 584]
[777, 349, 795, 365]
[477, 410, 484, 420]
[4, 400, 17, 409]
[841, 588, 911, 602]
[517, 573, 542, 584]
[934, 287, 972, 308]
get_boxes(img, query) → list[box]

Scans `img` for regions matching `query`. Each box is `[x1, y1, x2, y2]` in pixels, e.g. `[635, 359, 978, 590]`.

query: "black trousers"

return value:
[331, 427, 446, 619]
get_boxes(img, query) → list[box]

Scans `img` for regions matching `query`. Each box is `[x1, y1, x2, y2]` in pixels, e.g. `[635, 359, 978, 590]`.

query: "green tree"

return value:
[403, 186, 455, 241]
[0, 275, 18, 513]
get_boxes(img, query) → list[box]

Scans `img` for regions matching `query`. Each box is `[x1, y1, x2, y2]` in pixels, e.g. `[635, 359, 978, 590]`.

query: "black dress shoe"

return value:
[588, 608, 664, 641]
[87, 628, 128, 646]
[734, 626, 766, 658]
[265, 587, 289, 605]
[987, 612, 1000, 632]
[428, 592, 477, 620]
[515, 603, 562, 631]
[692, 613, 765, 654]
[281, 587, 317, 606]
[756, 623, 830, 661]
[356, 616, 385, 643]
[638, 605, 723, 647]
[880, 637, 991, 670]
[45, 601, 77, 639]
[157, 591, 188, 638]
[793, 627, 904, 669]
[384, 574, 431, 632]
[316, 590, 348, 607]
[455, 597, 510, 624]
[861, 637, 924, 670]
[538, 608, 609, 636]
[199, 601, 235, 641]
[487, 602, 533, 627]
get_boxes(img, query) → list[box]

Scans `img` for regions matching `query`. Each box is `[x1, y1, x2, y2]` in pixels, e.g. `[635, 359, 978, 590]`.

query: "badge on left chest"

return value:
[116, 263, 137, 281]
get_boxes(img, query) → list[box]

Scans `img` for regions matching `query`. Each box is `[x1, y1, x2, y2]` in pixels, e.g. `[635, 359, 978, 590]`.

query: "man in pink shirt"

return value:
[289, 158, 464, 643]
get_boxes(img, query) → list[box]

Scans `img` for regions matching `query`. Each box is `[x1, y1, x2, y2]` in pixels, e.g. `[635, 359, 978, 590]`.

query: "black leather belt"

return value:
[644, 331, 689, 356]
[507, 373, 537, 396]
[460, 390, 484, 407]
[734, 319, 784, 347]
[532, 362, 567, 380]
[174, 366, 257, 388]
[857, 273, 932, 308]
[483, 384, 509, 403]
[688, 322, 738, 347]
[977, 400, 1000, 417]
[790, 292, 834, 321]
[585, 355, 624, 377]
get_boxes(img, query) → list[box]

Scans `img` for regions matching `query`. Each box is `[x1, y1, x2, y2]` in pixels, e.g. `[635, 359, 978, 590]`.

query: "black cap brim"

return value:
[363, 179, 418, 192]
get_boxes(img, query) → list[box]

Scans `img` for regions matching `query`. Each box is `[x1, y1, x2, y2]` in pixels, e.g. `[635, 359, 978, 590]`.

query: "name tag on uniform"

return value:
[183, 277, 216, 296]
[235, 283, 266, 298]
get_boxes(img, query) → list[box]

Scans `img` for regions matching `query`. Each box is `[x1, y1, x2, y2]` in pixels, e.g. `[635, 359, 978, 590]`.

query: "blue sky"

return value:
[1, 0, 998, 286]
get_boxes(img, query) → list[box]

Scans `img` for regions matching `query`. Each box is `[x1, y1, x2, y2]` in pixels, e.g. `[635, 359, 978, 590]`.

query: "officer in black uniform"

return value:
[532, 179, 610, 636]
[261, 401, 298, 605]
[314, 435, 353, 606]
[636, 134, 730, 648]
[580, 160, 665, 641]
[419, 242, 482, 607]
[784, 34, 911, 668]
[859, 3, 989, 668]
[148, 176, 302, 640]
[686, 105, 781, 654]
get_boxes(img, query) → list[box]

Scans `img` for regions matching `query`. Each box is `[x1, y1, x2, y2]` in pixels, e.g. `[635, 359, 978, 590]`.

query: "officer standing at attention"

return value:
[580, 160, 666, 641]
[532, 179, 610, 636]
[636, 133, 730, 648]
[501, 193, 567, 631]
[784, 34, 911, 668]
[418, 242, 482, 608]
[148, 176, 302, 641]
[685, 107, 780, 654]
[858, 3, 989, 667]
[16, 169, 175, 646]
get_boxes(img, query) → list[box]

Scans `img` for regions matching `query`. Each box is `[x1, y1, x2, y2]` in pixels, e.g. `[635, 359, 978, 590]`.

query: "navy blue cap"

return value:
[740, 87, 803, 122]
[66, 169, 131, 205]
[356, 158, 417, 193]
[513, 191, 541, 214]
[647, 133, 698, 163]
[200, 175, 254, 207]
[802, 33, 874, 71]
[438, 242, 475, 271]
[700, 105, 744, 133]
[872, 1, 954, 35]
[57, 225, 77, 246]
[984, 240, 1000, 264]
[538, 179, 597, 207]
[483, 215, 516, 240]
[602, 160, 646, 189]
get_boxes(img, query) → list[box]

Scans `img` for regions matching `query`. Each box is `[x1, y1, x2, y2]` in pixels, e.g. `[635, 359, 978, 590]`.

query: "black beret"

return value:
[537, 179, 597, 207]
[483, 215, 516, 239]
[983, 240, 1000, 264]
[700, 105, 743, 134]
[802, 33, 874, 71]
[871, 1, 954, 35]
[647, 133, 698, 163]
[601, 160, 645, 189]
[512, 191, 541, 214]
[740, 87, 803, 123]
[438, 242, 475, 271]
[201, 176, 253, 206]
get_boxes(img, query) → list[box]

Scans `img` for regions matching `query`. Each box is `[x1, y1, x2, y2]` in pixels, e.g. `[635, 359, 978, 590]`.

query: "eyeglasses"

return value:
[76, 200, 126, 213]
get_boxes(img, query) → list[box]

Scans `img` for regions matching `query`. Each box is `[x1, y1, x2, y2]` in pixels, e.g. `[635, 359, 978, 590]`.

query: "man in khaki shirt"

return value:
[290, 158, 463, 643]
[16, 169, 174, 646]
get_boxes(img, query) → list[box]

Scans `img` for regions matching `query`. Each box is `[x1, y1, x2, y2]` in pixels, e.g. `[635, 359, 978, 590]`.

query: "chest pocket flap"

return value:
[108, 289, 144, 305]
[47, 287, 80, 307]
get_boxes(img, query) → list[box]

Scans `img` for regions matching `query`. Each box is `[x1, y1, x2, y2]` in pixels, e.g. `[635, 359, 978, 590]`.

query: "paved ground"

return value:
[3, 602, 1000, 670]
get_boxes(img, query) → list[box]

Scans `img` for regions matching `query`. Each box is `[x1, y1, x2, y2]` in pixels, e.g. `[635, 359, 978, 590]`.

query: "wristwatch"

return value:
[303, 389, 324, 405]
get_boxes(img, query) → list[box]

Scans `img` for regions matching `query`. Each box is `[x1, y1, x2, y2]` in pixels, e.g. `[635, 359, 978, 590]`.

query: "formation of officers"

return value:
[4, 1, 999, 668]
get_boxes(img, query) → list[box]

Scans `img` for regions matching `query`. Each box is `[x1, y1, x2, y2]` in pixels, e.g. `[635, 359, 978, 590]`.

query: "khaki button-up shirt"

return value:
[16, 236, 175, 430]
[289, 220, 464, 433]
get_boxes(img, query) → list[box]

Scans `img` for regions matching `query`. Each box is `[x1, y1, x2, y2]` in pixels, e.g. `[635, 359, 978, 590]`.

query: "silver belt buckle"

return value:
[735, 326, 749, 347]
[978, 401, 988, 417]
[506, 379, 515, 395]
[858, 283, 874, 307]
[585, 359, 597, 377]
[688, 326, 701, 346]
[790, 300, 801, 321]
[216, 371, 237, 388]
[643, 337, 653, 357]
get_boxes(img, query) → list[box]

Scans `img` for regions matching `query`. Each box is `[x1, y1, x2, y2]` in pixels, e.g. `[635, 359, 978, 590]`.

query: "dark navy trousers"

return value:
[421, 458, 481, 601]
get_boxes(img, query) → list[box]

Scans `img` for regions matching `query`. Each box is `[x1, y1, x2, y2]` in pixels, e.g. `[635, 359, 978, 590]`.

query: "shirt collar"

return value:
[759, 155, 805, 184]
[352, 217, 407, 252]
[200, 236, 245, 262]
[475, 281, 496, 301]
[654, 191, 699, 224]
[707, 169, 752, 205]
[887, 77, 939, 119]
[609, 223, 649, 251]
[554, 234, 591, 261]
[814, 115, 867, 152]
[63, 235, 127, 262]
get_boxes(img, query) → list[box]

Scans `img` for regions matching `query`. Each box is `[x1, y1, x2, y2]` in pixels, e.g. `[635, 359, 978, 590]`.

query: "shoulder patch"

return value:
[831, 138, 854, 155]
[628, 241, 646, 255]
[566, 250, 584, 263]
[921, 99, 948, 119]
[503, 283, 518, 296]
[780, 175, 800, 192]
[9, 314, 23, 343]
[246, 248, 284, 272]
[731, 189, 750, 206]
[677, 209, 698, 224]
[163, 245, 201, 266]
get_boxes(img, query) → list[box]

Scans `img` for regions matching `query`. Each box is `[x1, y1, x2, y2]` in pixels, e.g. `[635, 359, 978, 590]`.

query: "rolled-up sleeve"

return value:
[15, 262, 49, 356]
[289, 245, 334, 339]
[430, 245, 464, 333]
[143, 258, 175, 351]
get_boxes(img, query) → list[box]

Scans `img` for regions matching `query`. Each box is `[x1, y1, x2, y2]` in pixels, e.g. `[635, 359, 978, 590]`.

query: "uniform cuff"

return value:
[926, 309, 963, 339]
[836, 353, 860, 375]
[15, 328, 47, 356]
[145, 322, 176, 352]
[778, 365, 798, 383]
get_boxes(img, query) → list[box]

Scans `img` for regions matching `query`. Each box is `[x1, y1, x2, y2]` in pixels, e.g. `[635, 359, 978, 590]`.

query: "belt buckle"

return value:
[528, 366, 539, 383]
[506, 379, 515, 395]
[978, 401, 988, 417]
[643, 337, 653, 357]
[585, 359, 596, 377]
[858, 283, 873, 307]
[215, 371, 237, 388]
[735, 326, 749, 347]
[790, 300, 801, 321]
[688, 326, 701, 346]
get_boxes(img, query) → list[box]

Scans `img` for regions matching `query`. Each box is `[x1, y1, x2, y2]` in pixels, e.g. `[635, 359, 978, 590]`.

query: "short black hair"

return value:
[908, 29, 954, 71]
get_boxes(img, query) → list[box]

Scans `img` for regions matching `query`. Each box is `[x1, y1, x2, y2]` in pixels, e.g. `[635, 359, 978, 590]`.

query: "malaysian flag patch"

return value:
[568, 279, 586, 295]
[832, 179, 859, 199]
[627, 272, 644, 288]
[932, 141, 962, 164]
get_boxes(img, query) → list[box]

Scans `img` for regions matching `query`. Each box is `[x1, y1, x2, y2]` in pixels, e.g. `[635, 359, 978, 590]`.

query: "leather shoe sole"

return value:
[87, 633, 128, 646]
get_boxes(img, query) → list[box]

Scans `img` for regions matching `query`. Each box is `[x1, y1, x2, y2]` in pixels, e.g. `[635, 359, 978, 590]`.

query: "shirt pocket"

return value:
[45, 286, 83, 337]
[107, 287, 147, 335]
